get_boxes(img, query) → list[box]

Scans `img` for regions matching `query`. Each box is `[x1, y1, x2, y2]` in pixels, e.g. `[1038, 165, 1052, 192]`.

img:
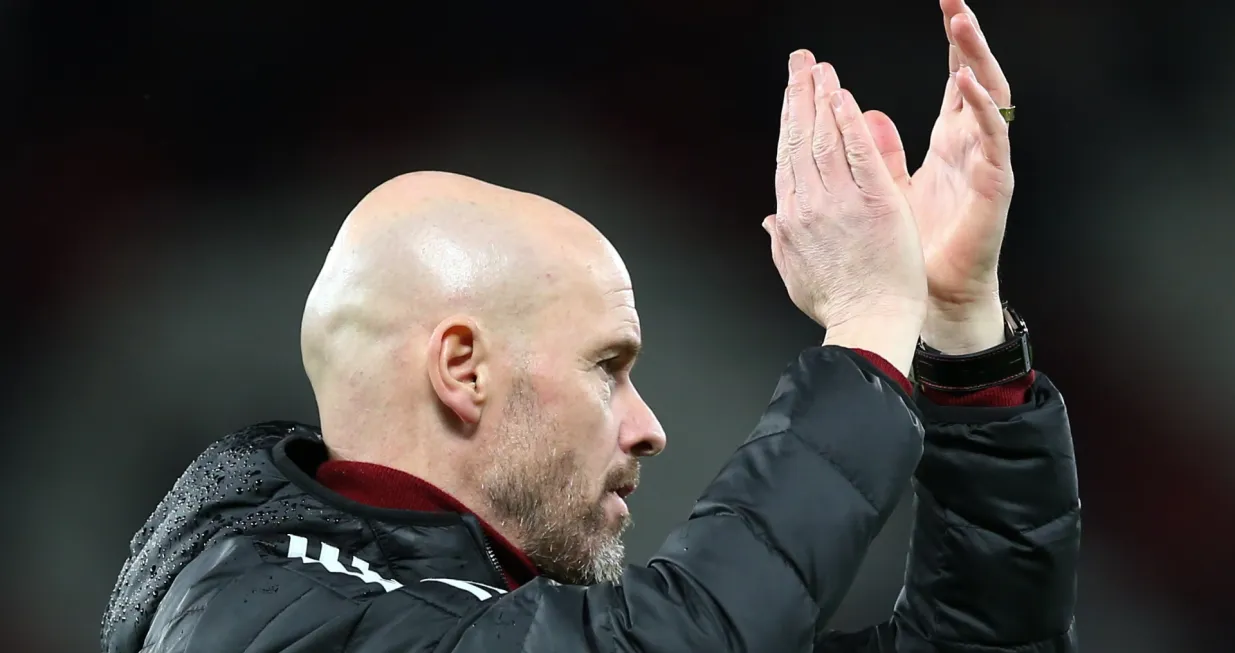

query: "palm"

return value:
[907, 103, 1011, 305]
[861, 1, 1016, 309]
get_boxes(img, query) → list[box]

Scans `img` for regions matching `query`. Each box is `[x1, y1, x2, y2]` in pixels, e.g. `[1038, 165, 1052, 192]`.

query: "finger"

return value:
[785, 55, 825, 203]
[950, 11, 1011, 108]
[940, 0, 965, 111]
[863, 110, 910, 192]
[775, 88, 795, 218]
[941, 0, 967, 72]
[940, 72, 963, 114]
[788, 48, 816, 77]
[814, 61, 841, 96]
[810, 63, 848, 193]
[830, 89, 894, 193]
[956, 67, 1011, 167]
[776, 51, 816, 218]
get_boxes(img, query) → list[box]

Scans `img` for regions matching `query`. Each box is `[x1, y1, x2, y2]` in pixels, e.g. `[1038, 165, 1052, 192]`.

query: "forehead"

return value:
[539, 245, 640, 346]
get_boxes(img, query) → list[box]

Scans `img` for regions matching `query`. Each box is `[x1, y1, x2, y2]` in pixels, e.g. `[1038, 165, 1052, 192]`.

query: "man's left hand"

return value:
[864, 0, 1014, 354]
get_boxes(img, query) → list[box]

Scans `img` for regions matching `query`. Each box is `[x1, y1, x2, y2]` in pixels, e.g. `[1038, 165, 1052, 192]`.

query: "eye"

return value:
[599, 357, 623, 376]
[601, 354, 637, 383]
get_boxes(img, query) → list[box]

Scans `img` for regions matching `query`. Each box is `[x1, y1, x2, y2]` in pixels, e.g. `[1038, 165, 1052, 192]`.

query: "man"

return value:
[103, 1, 1079, 651]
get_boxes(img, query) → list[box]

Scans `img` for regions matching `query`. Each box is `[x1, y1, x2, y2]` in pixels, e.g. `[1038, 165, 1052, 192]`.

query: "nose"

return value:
[618, 382, 666, 458]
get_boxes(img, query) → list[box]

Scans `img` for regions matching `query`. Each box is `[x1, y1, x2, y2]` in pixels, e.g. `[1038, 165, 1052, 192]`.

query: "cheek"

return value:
[528, 374, 619, 477]
[576, 393, 622, 485]
[559, 389, 616, 455]
[528, 364, 611, 423]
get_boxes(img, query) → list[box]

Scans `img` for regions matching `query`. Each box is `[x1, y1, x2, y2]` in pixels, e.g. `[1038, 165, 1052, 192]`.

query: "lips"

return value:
[606, 462, 640, 501]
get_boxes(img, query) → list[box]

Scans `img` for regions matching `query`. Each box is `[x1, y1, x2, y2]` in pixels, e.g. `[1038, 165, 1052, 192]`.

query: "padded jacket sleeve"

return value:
[817, 372, 1081, 652]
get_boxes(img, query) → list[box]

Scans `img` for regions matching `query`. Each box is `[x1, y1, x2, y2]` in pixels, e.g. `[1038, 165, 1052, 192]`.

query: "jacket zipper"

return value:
[463, 514, 508, 590]
[481, 537, 504, 585]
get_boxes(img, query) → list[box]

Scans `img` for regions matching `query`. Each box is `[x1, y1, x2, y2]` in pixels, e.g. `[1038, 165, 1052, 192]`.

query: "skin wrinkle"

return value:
[300, 171, 667, 585]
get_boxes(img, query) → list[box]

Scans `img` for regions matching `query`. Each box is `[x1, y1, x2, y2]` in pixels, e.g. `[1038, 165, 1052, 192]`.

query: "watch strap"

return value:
[913, 305, 1033, 392]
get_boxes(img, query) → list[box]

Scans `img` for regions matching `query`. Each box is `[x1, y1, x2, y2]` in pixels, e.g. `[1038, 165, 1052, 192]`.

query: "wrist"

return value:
[824, 311, 924, 378]
[921, 295, 1005, 355]
[913, 303, 1033, 393]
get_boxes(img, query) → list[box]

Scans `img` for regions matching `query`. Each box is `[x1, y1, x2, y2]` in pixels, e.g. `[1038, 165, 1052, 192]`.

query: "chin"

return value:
[583, 537, 627, 585]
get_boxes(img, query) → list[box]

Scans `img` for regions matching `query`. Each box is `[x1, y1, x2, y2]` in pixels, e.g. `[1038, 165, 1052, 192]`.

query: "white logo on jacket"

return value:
[420, 577, 509, 600]
[284, 535, 509, 600]
[286, 534, 404, 592]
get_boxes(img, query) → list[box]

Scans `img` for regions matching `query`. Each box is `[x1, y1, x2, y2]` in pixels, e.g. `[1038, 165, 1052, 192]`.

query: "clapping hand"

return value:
[763, 51, 927, 377]
[865, 0, 1016, 354]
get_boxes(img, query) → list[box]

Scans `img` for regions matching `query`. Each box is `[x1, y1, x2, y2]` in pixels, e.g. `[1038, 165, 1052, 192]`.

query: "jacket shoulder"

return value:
[144, 533, 469, 652]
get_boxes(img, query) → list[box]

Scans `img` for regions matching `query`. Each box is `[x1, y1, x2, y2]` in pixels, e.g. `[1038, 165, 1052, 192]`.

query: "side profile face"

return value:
[304, 171, 668, 587]
[473, 242, 666, 585]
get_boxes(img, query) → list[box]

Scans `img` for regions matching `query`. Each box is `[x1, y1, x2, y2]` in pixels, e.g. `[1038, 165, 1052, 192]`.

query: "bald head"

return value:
[300, 172, 665, 583]
[302, 171, 629, 449]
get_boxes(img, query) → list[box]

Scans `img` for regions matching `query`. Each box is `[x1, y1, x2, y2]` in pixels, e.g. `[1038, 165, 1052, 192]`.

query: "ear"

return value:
[426, 316, 487, 425]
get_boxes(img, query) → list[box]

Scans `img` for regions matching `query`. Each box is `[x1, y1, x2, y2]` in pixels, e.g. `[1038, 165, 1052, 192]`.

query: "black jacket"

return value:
[103, 346, 1080, 652]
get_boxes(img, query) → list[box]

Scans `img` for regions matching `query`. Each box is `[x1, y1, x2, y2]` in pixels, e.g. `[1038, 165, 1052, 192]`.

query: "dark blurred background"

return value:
[3, 1, 1233, 651]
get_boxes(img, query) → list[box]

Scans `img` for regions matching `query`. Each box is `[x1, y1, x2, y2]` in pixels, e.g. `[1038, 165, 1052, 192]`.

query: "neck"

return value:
[321, 421, 525, 552]
[315, 443, 540, 589]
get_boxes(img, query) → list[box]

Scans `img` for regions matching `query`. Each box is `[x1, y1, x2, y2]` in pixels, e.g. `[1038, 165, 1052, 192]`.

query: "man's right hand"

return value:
[763, 50, 927, 377]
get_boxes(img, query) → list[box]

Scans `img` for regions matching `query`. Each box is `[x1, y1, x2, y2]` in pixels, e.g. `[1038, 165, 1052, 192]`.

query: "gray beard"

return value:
[478, 379, 631, 586]
[480, 445, 630, 585]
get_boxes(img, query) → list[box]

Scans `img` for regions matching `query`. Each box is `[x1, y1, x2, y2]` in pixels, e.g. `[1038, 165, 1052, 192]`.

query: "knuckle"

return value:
[770, 212, 787, 232]
[844, 144, 873, 168]
[857, 188, 893, 209]
[786, 126, 807, 150]
[842, 185, 896, 214]
[792, 183, 812, 205]
[811, 133, 837, 161]
[793, 193, 820, 225]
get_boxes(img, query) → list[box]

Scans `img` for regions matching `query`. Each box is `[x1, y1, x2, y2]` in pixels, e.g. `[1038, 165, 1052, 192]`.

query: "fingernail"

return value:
[789, 50, 808, 73]
[830, 90, 845, 109]
[811, 64, 825, 86]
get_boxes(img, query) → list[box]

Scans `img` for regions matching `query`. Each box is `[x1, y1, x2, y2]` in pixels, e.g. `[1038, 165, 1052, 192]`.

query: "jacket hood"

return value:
[101, 421, 318, 652]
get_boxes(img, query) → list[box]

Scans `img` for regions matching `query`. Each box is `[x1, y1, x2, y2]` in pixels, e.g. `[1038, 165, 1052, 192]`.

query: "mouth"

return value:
[611, 484, 637, 500]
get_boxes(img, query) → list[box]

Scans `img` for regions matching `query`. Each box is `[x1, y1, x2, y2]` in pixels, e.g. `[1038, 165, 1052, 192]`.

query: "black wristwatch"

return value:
[913, 304, 1033, 392]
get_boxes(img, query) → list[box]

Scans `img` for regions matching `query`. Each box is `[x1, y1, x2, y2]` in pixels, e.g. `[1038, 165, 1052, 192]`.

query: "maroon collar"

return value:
[315, 460, 539, 589]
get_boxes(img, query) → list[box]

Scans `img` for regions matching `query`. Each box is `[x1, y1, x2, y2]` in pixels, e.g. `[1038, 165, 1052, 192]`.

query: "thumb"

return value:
[762, 215, 787, 277]
[863, 110, 911, 192]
